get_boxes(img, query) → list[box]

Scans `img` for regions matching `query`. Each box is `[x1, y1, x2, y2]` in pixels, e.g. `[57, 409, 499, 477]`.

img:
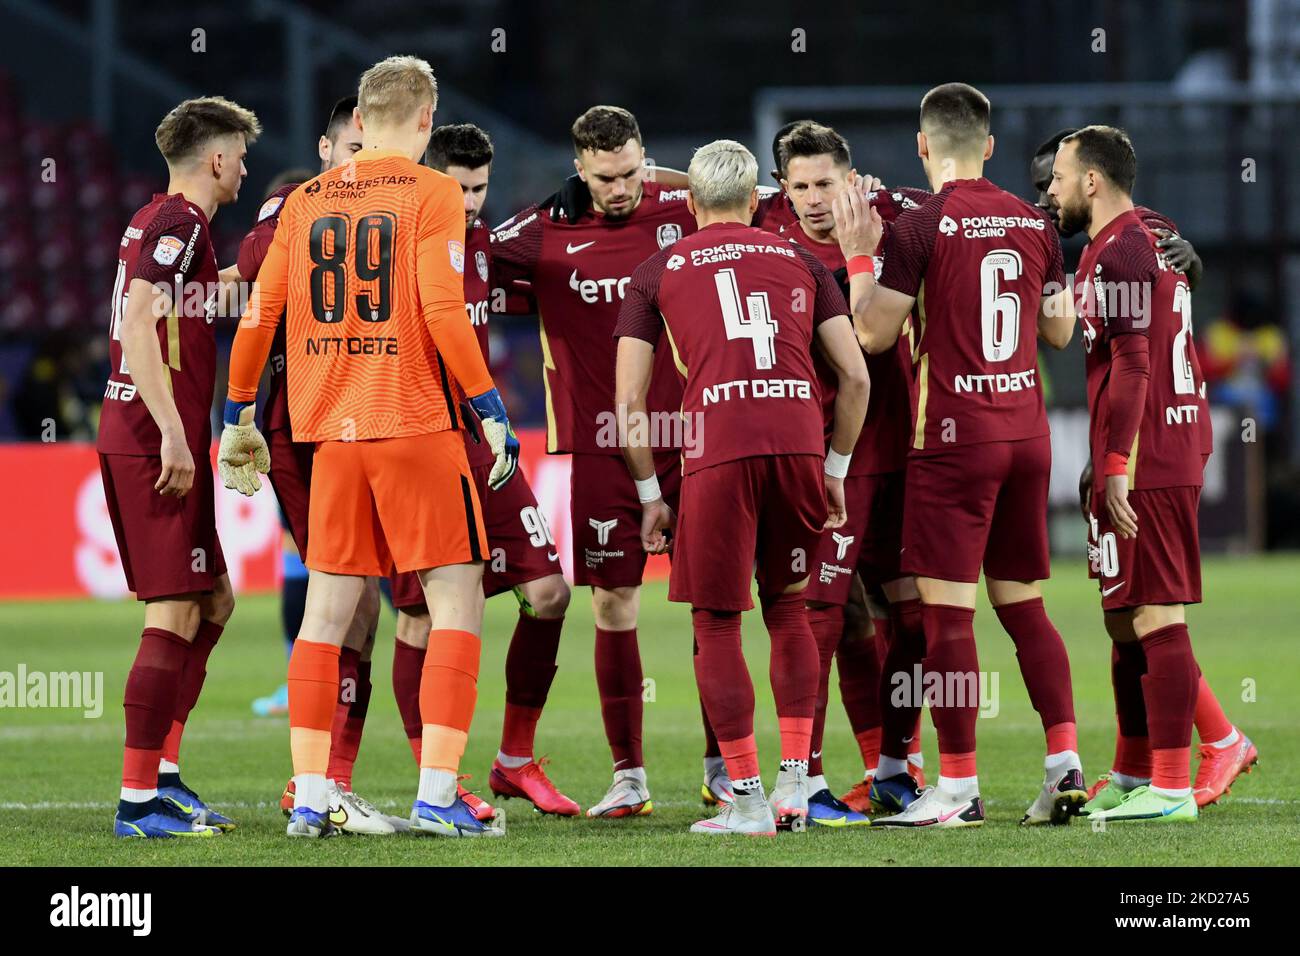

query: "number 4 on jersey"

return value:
[714, 267, 778, 369]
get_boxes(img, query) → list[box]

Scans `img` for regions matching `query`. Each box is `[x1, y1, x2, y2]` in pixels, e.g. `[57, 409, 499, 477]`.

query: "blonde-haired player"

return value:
[220, 55, 519, 838]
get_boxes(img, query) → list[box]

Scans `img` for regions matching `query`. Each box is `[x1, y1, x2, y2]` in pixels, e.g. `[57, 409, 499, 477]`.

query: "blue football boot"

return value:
[807, 788, 871, 827]
[869, 772, 923, 814]
[412, 794, 504, 837]
[286, 805, 340, 838]
[114, 797, 220, 838]
[157, 776, 237, 831]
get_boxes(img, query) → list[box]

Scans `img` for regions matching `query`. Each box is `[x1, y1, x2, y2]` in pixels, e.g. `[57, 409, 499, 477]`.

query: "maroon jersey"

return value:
[236, 183, 298, 434]
[879, 177, 1063, 451]
[491, 179, 697, 454]
[1133, 204, 1213, 460]
[615, 221, 847, 475]
[1076, 209, 1204, 491]
[775, 203, 915, 476]
[753, 187, 799, 232]
[456, 219, 496, 467]
[98, 193, 220, 456]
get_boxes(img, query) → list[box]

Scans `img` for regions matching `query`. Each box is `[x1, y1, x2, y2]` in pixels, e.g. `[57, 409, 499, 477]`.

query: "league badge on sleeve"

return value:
[476, 249, 489, 281]
[256, 196, 284, 222]
[656, 223, 682, 249]
[152, 235, 185, 266]
[449, 239, 466, 274]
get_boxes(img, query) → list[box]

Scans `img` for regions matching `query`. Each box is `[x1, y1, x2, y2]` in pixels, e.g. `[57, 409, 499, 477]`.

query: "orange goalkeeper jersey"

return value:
[228, 150, 493, 442]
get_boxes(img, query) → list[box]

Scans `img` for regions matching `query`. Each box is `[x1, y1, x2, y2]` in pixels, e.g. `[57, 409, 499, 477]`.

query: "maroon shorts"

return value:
[901, 435, 1051, 584]
[571, 451, 682, 589]
[99, 452, 227, 601]
[266, 427, 313, 559]
[670, 455, 826, 612]
[390, 460, 561, 611]
[1093, 486, 1202, 611]
[804, 470, 906, 604]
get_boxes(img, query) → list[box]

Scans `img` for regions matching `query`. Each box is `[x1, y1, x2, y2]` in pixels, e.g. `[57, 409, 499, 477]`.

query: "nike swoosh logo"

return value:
[1102, 582, 1126, 597]
[566, 241, 596, 253]
[166, 799, 196, 815]
[547, 552, 558, 561]
[329, 807, 348, 826]
[938, 805, 968, 822]
[1162, 801, 1190, 816]
[901, 736, 915, 744]
[811, 750, 822, 759]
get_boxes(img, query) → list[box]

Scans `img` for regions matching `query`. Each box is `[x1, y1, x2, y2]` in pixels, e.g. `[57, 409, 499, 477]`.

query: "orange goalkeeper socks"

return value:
[419, 629, 481, 773]
[288, 639, 340, 808]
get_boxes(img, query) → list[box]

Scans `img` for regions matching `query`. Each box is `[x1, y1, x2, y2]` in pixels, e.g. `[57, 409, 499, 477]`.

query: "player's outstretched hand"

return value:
[823, 475, 847, 529]
[1079, 460, 1094, 523]
[1105, 472, 1138, 539]
[640, 499, 674, 554]
[832, 184, 883, 261]
[156, 429, 195, 498]
[468, 388, 520, 490]
[1151, 228, 1195, 274]
[218, 402, 270, 497]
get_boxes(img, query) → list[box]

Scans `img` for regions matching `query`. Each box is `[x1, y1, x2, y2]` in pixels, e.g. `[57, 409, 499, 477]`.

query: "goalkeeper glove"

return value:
[218, 399, 271, 497]
[543, 173, 592, 222]
[467, 387, 520, 491]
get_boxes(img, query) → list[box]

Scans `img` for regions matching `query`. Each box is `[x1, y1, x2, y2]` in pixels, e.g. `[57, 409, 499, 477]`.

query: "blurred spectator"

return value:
[1197, 292, 1291, 435]
[10, 331, 108, 441]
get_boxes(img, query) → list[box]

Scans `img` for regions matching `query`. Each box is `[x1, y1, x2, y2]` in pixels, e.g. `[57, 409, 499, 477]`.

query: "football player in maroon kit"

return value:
[761, 121, 929, 825]
[387, 124, 580, 817]
[834, 83, 1084, 828]
[1048, 127, 1254, 823]
[492, 106, 724, 817]
[237, 97, 399, 834]
[99, 97, 260, 838]
[615, 139, 868, 834]
[1032, 130, 1257, 810]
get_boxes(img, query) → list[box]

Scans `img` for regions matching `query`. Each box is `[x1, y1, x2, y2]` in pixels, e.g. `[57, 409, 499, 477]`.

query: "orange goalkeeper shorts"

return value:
[305, 432, 488, 576]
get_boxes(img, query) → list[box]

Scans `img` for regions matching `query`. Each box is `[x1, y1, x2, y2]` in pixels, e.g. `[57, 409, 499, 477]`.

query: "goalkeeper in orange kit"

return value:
[219, 54, 519, 838]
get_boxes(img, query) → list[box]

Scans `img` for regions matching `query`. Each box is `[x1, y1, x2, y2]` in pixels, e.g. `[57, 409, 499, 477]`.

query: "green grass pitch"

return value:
[1, 554, 1296, 866]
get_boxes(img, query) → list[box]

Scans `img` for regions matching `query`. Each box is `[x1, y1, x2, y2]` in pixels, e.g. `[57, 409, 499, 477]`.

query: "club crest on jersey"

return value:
[152, 236, 185, 266]
[939, 216, 958, 237]
[656, 223, 682, 249]
[257, 196, 284, 222]
[448, 239, 465, 274]
[475, 249, 489, 281]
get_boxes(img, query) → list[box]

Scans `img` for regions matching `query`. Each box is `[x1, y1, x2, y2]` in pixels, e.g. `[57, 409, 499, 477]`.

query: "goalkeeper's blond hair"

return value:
[358, 55, 438, 127]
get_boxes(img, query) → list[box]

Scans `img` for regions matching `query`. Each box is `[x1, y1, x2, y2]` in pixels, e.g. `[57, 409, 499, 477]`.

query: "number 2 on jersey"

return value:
[1171, 282, 1196, 396]
[714, 267, 777, 369]
[308, 213, 395, 324]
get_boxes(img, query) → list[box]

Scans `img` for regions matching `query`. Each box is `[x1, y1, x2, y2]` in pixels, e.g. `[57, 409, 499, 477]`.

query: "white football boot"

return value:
[872, 785, 984, 829]
[690, 790, 777, 835]
[328, 781, 396, 835]
[1021, 760, 1088, 826]
[586, 768, 653, 818]
[702, 757, 735, 806]
[769, 764, 810, 829]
